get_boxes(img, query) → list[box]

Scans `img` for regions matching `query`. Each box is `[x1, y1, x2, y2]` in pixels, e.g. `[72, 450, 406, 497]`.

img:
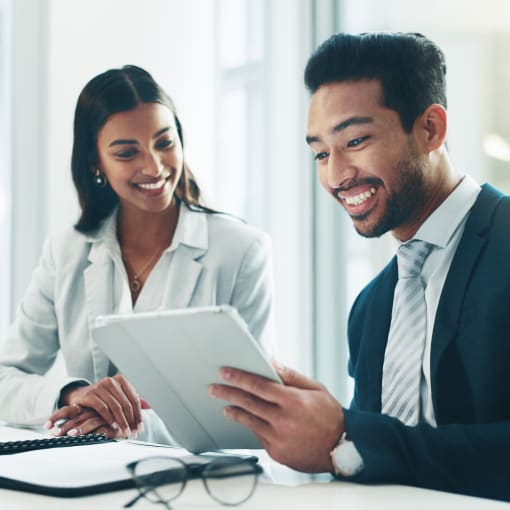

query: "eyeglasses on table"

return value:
[124, 455, 262, 509]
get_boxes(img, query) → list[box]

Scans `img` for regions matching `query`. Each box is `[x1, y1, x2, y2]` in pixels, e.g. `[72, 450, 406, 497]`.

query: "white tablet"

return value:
[91, 305, 281, 453]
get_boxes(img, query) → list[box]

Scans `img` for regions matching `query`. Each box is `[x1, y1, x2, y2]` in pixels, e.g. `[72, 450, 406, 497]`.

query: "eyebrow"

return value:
[108, 126, 171, 147]
[305, 116, 374, 145]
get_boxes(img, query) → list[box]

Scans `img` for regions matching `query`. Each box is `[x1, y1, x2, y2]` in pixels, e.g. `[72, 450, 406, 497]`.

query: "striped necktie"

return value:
[381, 239, 434, 425]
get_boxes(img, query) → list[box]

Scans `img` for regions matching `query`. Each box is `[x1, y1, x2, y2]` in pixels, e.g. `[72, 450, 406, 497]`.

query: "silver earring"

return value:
[94, 169, 107, 188]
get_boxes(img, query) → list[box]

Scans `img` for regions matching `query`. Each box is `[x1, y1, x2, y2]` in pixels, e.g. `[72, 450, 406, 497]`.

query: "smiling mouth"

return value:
[342, 187, 376, 206]
[134, 175, 171, 190]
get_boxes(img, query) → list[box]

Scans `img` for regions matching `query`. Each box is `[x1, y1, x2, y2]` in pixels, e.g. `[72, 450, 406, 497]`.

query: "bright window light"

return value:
[483, 133, 510, 162]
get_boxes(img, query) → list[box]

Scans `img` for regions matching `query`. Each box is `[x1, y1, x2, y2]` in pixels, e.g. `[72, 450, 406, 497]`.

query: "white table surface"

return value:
[0, 425, 507, 510]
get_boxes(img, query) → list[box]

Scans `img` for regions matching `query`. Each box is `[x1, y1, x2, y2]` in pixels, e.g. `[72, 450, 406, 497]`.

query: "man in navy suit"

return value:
[209, 32, 510, 501]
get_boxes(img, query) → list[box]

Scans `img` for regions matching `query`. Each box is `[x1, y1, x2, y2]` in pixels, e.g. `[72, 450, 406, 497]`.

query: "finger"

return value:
[46, 403, 84, 427]
[271, 362, 324, 390]
[79, 378, 134, 435]
[46, 404, 87, 433]
[74, 421, 120, 439]
[92, 390, 132, 436]
[92, 425, 119, 439]
[74, 391, 120, 432]
[98, 376, 139, 433]
[49, 408, 97, 436]
[218, 367, 315, 406]
[113, 374, 142, 428]
[222, 405, 272, 442]
[209, 384, 278, 421]
[65, 415, 107, 437]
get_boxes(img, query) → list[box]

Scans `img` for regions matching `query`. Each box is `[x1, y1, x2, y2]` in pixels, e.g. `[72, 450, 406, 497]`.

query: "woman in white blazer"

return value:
[0, 66, 274, 444]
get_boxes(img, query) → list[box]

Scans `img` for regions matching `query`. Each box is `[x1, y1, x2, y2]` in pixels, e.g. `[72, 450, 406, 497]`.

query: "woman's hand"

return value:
[49, 374, 143, 437]
[45, 404, 130, 438]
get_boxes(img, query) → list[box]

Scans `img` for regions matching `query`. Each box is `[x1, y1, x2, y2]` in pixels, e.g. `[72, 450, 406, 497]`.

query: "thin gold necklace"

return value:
[122, 250, 162, 294]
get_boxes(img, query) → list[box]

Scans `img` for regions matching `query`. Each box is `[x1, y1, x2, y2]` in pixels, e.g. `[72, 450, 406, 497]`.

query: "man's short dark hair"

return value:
[304, 32, 447, 132]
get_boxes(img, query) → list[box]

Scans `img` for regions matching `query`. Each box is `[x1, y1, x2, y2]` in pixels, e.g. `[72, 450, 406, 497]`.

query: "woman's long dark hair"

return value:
[72, 65, 214, 233]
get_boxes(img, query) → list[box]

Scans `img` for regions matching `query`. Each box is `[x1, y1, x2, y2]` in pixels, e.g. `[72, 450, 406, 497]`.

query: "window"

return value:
[0, 0, 12, 339]
[303, 0, 510, 405]
[339, 0, 510, 298]
[215, 0, 269, 229]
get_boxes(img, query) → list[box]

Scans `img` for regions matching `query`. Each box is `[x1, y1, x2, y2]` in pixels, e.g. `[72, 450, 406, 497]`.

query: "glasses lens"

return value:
[203, 457, 260, 506]
[132, 457, 187, 503]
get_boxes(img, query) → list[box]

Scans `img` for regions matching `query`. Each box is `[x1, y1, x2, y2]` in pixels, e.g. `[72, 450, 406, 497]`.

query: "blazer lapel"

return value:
[430, 184, 504, 395]
[161, 205, 208, 309]
[357, 259, 398, 412]
[84, 241, 115, 380]
[162, 244, 204, 309]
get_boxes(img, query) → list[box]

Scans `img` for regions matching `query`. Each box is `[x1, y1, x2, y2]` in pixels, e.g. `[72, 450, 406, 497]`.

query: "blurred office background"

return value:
[0, 0, 509, 405]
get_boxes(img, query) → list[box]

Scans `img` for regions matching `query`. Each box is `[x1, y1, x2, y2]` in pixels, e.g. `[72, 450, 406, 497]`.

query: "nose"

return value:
[141, 152, 164, 177]
[324, 148, 357, 189]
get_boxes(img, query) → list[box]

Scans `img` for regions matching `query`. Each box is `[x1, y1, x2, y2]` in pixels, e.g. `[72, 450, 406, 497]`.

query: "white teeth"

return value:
[137, 178, 166, 190]
[344, 187, 376, 206]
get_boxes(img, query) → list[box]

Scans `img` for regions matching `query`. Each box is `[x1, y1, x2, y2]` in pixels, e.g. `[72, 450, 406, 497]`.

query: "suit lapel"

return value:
[357, 260, 398, 411]
[430, 184, 504, 399]
[84, 241, 115, 380]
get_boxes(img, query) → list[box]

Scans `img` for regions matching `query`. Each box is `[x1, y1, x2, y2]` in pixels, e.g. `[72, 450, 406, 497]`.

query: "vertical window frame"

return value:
[215, 0, 270, 229]
[0, 0, 12, 339]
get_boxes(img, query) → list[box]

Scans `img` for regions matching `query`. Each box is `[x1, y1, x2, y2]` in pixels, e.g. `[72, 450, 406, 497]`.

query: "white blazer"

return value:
[0, 205, 275, 442]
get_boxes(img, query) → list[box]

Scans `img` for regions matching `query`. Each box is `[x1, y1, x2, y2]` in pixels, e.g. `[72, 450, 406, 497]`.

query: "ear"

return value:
[414, 104, 447, 152]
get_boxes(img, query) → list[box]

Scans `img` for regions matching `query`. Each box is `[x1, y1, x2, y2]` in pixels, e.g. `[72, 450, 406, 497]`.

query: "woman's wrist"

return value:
[58, 381, 88, 407]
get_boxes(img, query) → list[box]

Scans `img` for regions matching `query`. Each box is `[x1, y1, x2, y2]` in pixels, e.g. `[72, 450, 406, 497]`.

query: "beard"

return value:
[352, 144, 427, 238]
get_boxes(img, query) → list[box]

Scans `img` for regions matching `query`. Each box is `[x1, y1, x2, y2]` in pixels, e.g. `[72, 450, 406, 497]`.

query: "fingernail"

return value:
[43, 421, 52, 430]
[272, 358, 284, 371]
[67, 428, 78, 437]
[208, 385, 218, 397]
[137, 422, 144, 433]
[221, 368, 232, 380]
[124, 428, 131, 438]
[51, 427, 61, 436]
[111, 422, 119, 430]
[223, 407, 233, 419]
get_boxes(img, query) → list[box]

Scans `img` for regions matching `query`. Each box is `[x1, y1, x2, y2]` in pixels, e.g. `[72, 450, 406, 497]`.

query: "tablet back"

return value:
[92, 305, 280, 453]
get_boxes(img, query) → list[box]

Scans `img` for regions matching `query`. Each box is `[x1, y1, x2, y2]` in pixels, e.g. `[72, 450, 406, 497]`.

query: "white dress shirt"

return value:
[414, 175, 480, 425]
[103, 203, 194, 316]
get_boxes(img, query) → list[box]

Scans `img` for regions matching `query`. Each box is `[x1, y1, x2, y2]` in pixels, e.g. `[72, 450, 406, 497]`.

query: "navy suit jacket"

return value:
[342, 183, 510, 501]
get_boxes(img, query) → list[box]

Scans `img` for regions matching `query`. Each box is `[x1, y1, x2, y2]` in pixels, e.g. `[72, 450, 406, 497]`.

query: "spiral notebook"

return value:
[0, 428, 258, 497]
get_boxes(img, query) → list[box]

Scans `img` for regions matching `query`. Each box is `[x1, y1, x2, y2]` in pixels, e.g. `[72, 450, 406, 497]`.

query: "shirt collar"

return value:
[86, 202, 209, 253]
[166, 202, 208, 252]
[94, 207, 120, 256]
[413, 174, 481, 249]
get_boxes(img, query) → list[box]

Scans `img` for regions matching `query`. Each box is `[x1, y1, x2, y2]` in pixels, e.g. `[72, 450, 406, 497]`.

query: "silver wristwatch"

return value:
[330, 433, 365, 477]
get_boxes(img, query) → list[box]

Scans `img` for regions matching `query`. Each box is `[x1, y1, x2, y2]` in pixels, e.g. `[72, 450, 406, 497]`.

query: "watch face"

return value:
[331, 439, 365, 477]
